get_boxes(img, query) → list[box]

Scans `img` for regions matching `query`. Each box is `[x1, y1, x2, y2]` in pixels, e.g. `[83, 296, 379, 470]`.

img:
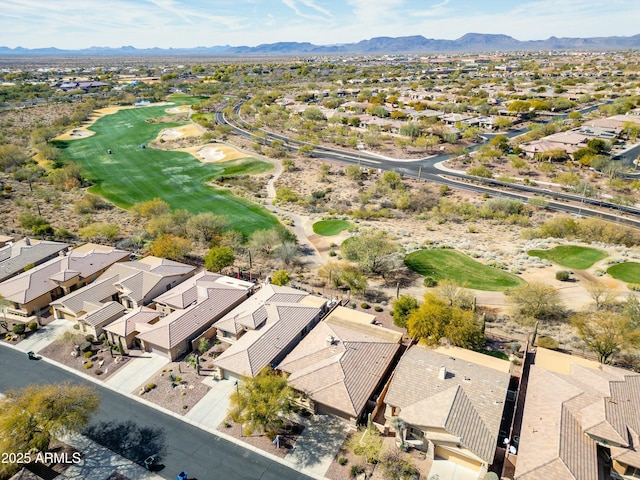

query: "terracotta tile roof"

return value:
[384, 345, 510, 464]
[0, 239, 68, 282]
[135, 275, 251, 350]
[0, 245, 129, 304]
[279, 315, 401, 418]
[103, 306, 160, 337]
[80, 301, 125, 328]
[213, 303, 322, 378]
[515, 349, 640, 479]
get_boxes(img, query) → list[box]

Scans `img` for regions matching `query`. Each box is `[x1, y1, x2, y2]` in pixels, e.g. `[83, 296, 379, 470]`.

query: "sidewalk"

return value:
[13, 319, 75, 353]
[105, 352, 169, 394]
[58, 433, 164, 480]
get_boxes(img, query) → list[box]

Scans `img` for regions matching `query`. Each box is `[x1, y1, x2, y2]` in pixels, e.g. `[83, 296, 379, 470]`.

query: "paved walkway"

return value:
[105, 352, 169, 394]
[184, 377, 235, 429]
[285, 413, 350, 478]
[13, 319, 75, 353]
[58, 434, 164, 480]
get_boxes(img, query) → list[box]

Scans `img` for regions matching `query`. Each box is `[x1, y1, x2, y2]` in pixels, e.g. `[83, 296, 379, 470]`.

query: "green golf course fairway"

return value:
[404, 249, 526, 291]
[607, 262, 640, 283]
[527, 245, 607, 270]
[54, 104, 278, 236]
[312, 219, 352, 236]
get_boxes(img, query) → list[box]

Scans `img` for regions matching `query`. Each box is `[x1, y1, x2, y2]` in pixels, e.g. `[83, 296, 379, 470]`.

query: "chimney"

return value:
[326, 335, 335, 347]
[24, 236, 31, 246]
[438, 365, 447, 380]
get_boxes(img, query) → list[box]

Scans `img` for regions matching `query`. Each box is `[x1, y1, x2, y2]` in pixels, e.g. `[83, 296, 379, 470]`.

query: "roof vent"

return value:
[24, 236, 31, 246]
[438, 365, 447, 380]
[464, 376, 471, 382]
[326, 335, 335, 347]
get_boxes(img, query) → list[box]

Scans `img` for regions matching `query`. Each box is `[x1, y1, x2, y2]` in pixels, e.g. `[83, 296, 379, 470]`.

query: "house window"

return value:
[627, 466, 640, 479]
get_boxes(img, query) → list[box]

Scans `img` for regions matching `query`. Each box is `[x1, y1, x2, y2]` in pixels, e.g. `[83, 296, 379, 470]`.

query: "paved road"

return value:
[0, 347, 313, 480]
[217, 104, 640, 228]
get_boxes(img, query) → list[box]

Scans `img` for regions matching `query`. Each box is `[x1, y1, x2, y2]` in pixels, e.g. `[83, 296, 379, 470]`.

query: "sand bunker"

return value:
[179, 143, 250, 163]
[166, 105, 191, 114]
[159, 123, 202, 140]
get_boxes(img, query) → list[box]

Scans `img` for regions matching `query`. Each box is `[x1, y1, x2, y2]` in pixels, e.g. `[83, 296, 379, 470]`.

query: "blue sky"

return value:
[1, 0, 639, 49]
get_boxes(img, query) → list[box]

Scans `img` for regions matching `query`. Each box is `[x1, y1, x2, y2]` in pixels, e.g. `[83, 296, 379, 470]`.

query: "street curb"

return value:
[1, 341, 328, 480]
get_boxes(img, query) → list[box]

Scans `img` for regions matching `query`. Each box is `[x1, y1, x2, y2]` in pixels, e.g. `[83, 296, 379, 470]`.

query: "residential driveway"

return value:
[105, 353, 169, 394]
[285, 413, 349, 478]
[14, 319, 75, 353]
[427, 459, 480, 480]
[184, 377, 235, 429]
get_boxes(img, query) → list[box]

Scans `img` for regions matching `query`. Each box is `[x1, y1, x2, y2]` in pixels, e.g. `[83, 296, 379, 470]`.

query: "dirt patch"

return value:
[136, 359, 210, 416]
[39, 334, 131, 380]
[217, 418, 304, 459]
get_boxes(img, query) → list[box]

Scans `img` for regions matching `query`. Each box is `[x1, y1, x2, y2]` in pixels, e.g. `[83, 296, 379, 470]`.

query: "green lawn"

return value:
[312, 219, 352, 236]
[527, 245, 608, 270]
[53, 104, 278, 236]
[404, 249, 526, 291]
[607, 262, 640, 283]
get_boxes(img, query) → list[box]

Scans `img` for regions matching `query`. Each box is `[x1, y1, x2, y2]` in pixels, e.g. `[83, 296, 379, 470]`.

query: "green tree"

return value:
[131, 198, 170, 219]
[0, 384, 99, 478]
[407, 293, 448, 344]
[78, 222, 120, 243]
[198, 337, 211, 354]
[204, 246, 235, 272]
[392, 295, 419, 328]
[187, 212, 228, 244]
[270, 269, 291, 286]
[507, 282, 566, 325]
[248, 229, 282, 259]
[341, 232, 399, 276]
[571, 311, 640, 364]
[227, 369, 296, 436]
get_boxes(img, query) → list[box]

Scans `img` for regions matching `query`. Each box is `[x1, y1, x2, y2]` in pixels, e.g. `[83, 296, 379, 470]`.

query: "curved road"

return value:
[0, 347, 313, 480]
[216, 105, 640, 229]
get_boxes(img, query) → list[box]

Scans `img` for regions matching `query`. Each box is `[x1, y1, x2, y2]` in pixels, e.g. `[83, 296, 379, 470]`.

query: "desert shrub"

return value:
[360, 303, 370, 309]
[423, 276, 438, 287]
[84, 351, 93, 359]
[338, 457, 348, 466]
[144, 383, 156, 392]
[536, 336, 559, 350]
[27, 322, 38, 332]
[350, 464, 365, 476]
[79, 341, 92, 352]
[95, 370, 103, 376]
[628, 283, 640, 292]
[85, 334, 94, 342]
[555, 270, 570, 281]
[374, 305, 383, 312]
[12, 324, 25, 335]
[84, 362, 93, 369]
[73, 324, 80, 330]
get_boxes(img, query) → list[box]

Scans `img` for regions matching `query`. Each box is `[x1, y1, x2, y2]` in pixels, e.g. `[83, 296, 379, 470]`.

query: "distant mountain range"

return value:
[2, 33, 640, 57]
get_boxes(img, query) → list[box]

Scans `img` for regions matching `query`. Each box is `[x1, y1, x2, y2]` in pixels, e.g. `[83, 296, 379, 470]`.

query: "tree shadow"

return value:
[285, 416, 348, 469]
[83, 420, 166, 468]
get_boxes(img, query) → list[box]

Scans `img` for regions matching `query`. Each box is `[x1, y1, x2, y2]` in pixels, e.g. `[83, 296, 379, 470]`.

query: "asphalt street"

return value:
[0, 347, 313, 480]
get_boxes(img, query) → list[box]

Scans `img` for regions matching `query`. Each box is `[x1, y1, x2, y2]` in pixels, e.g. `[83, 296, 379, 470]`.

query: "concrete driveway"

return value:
[427, 459, 479, 480]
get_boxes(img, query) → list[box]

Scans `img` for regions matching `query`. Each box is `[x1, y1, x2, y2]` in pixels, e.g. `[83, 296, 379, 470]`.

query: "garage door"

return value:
[434, 446, 482, 471]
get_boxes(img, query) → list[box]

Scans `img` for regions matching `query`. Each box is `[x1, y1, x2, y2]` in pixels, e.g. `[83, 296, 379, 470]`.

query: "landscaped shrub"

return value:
[374, 306, 383, 312]
[12, 324, 25, 335]
[423, 276, 438, 287]
[360, 303, 370, 309]
[555, 270, 570, 281]
[79, 341, 92, 352]
[85, 334, 94, 342]
[73, 324, 80, 330]
[338, 457, 348, 466]
[628, 283, 640, 292]
[350, 464, 365, 476]
[328, 249, 337, 257]
[536, 336, 559, 350]
[349, 301, 357, 309]
[84, 362, 93, 369]
[95, 370, 103, 376]
[144, 383, 156, 392]
[27, 322, 38, 332]
[84, 351, 93, 359]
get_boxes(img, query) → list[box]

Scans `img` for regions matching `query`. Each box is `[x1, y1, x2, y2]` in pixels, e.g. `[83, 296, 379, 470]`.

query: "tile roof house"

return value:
[0, 238, 69, 283]
[103, 306, 160, 350]
[212, 284, 328, 381]
[514, 348, 640, 480]
[277, 306, 402, 426]
[384, 345, 511, 476]
[0, 244, 129, 323]
[49, 256, 195, 337]
[134, 272, 254, 360]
